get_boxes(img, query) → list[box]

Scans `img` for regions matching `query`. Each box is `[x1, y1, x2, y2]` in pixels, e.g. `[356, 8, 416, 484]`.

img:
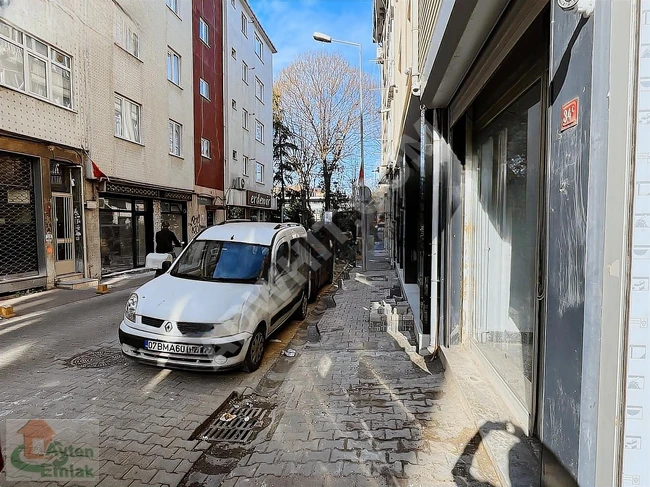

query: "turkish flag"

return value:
[91, 161, 109, 181]
[359, 162, 364, 186]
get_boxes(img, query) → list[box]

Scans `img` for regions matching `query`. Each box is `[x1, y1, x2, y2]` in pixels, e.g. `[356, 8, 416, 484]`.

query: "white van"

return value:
[118, 222, 310, 371]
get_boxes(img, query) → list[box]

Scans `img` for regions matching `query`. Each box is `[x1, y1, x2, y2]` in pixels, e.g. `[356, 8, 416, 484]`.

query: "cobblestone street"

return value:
[185, 252, 501, 487]
[0, 274, 305, 487]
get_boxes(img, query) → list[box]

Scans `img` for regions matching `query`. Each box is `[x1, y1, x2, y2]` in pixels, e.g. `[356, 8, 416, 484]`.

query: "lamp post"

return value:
[313, 32, 367, 271]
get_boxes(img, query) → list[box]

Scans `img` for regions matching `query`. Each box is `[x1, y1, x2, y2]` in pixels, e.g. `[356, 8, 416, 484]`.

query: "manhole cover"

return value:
[66, 349, 124, 368]
[197, 405, 270, 443]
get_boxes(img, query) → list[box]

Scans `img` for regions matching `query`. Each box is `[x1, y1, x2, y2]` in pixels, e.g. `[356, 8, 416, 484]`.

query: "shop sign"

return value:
[246, 190, 272, 208]
[560, 97, 579, 132]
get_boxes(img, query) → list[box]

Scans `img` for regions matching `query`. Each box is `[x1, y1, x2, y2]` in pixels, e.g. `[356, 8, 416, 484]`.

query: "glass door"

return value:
[53, 194, 75, 275]
[472, 82, 542, 413]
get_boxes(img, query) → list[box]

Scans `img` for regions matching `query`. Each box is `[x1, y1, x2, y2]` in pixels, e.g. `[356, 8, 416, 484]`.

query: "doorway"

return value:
[52, 193, 75, 275]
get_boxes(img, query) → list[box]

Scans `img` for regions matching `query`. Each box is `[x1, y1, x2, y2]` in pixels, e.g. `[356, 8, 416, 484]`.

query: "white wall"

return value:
[0, 0, 87, 149]
[224, 0, 274, 206]
[85, 0, 194, 191]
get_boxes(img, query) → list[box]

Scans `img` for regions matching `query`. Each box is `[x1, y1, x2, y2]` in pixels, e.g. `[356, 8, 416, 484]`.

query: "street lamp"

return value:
[313, 31, 367, 271]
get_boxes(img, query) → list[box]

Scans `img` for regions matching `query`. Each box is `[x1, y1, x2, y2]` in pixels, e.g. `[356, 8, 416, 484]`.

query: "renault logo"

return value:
[164, 322, 173, 333]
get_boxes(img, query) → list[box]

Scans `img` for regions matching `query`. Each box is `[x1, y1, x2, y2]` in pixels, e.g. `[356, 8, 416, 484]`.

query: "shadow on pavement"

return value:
[452, 421, 529, 487]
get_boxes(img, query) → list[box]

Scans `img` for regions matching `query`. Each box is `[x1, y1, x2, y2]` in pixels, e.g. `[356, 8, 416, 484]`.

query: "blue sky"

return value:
[247, 0, 378, 77]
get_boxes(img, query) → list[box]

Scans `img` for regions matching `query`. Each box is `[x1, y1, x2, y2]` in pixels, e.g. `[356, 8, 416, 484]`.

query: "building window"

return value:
[167, 49, 181, 85]
[255, 77, 264, 102]
[241, 13, 248, 37]
[115, 17, 139, 58]
[199, 78, 210, 99]
[232, 150, 238, 160]
[166, 0, 180, 15]
[255, 162, 264, 183]
[255, 120, 264, 143]
[0, 20, 73, 108]
[199, 18, 209, 45]
[114, 94, 141, 143]
[242, 108, 249, 129]
[231, 48, 237, 59]
[242, 61, 249, 84]
[200, 138, 211, 158]
[243, 155, 249, 175]
[232, 99, 237, 110]
[169, 119, 182, 156]
[255, 34, 263, 61]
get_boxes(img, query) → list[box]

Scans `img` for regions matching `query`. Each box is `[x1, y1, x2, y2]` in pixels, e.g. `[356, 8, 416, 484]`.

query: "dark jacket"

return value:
[155, 228, 181, 253]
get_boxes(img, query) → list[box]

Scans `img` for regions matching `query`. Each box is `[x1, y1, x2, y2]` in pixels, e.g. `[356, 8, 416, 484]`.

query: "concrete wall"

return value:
[0, 0, 87, 150]
[84, 0, 194, 191]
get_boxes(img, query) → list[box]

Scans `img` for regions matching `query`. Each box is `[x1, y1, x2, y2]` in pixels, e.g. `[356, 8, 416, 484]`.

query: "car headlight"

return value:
[124, 293, 138, 322]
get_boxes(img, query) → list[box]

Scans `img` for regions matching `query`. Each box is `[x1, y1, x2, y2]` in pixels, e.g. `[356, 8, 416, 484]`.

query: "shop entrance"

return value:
[52, 194, 75, 275]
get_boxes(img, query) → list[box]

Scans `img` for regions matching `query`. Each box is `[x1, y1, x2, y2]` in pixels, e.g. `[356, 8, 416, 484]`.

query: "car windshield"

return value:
[171, 240, 270, 282]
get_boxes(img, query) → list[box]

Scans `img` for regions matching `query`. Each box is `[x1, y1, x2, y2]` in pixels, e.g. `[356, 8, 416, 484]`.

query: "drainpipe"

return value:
[426, 108, 439, 355]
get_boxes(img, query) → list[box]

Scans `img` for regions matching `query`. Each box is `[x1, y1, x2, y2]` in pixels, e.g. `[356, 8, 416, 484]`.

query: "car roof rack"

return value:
[274, 222, 301, 230]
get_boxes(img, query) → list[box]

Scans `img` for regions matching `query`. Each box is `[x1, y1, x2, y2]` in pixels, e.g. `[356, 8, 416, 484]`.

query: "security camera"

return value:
[411, 82, 421, 98]
[557, 0, 594, 18]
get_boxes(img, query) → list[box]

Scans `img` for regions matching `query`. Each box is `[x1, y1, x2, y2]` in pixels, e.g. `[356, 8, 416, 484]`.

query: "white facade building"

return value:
[84, 0, 196, 275]
[223, 0, 276, 220]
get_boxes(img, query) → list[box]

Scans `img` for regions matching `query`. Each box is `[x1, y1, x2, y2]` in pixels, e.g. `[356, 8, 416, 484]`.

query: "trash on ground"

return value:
[270, 339, 282, 343]
[281, 348, 297, 357]
[219, 412, 237, 422]
[244, 416, 250, 422]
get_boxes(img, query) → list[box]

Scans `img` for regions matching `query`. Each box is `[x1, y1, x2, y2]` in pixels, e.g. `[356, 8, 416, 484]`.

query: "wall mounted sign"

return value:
[561, 98, 579, 132]
[246, 190, 272, 208]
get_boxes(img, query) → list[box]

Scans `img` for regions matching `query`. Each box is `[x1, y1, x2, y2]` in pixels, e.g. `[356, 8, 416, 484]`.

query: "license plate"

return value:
[144, 340, 207, 355]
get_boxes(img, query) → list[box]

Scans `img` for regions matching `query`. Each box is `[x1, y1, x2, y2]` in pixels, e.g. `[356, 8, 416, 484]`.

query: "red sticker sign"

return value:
[561, 98, 579, 132]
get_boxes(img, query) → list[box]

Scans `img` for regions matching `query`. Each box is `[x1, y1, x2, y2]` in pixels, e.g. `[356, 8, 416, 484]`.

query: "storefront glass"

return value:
[472, 82, 542, 409]
[100, 197, 150, 274]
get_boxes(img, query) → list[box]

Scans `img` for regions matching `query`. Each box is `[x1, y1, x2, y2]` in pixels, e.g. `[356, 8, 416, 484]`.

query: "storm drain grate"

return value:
[198, 405, 269, 443]
[66, 349, 124, 368]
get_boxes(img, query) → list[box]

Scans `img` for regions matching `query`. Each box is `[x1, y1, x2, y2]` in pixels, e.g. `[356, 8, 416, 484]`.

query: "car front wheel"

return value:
[243, 326, 265, 373]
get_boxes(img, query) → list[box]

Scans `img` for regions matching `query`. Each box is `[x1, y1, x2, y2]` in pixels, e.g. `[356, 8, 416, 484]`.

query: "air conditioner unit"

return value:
[376, 47, 384, 64]
[232, 177, 246, 190]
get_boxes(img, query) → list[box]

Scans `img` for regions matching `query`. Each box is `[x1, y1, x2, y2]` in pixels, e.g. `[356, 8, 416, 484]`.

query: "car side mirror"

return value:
[161, 261, 172, 273]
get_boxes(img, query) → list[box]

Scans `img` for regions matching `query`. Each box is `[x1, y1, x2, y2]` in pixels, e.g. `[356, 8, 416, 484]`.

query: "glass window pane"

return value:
[27, 55, 47, 97]
[50, 48, 70, 68]
[100, 211, 134, 273]
[51, 64, 71, 108]
[26, 35, 47, 56]
[472, 83, 541, 408]
[0, 20, 23, 44]
[114, 96, 123, 136]
[0, 38, 25, 90]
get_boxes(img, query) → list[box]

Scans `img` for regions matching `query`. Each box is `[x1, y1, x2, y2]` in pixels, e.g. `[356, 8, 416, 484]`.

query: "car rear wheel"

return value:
[243, 326, 265, 373]
[294, 290, 308, 320]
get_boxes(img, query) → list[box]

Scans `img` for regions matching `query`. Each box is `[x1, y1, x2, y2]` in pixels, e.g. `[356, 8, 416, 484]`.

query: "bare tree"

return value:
[275, 50, 379, 211]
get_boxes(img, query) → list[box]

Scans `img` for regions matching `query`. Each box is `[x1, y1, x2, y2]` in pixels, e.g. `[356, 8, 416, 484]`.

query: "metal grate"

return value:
[141, 316, 164, 327]
[178, 322, 214, 335]
[0, 152, 39, 280]
[198, 405, 269, 443]
[66, 349, 124, 368]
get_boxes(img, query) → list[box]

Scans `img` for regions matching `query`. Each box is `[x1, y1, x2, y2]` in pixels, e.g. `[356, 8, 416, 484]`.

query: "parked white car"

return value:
[119, 222, 310, 372]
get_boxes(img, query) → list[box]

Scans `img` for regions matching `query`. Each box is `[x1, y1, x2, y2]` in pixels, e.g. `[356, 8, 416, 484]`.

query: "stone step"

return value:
[56, 278, 100, 290]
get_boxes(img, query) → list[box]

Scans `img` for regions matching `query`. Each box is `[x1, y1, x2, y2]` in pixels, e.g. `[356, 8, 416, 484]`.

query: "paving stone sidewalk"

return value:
[217, 250, 501, 487]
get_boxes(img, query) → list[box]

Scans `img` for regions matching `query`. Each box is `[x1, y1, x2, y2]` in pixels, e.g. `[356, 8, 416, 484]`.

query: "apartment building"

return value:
[84, 0, 196, 275]
[0, 0, 89, 292]
[192, 0, 225, 228]
[224, 0, 276, 221]
[375, 0, 644, 485]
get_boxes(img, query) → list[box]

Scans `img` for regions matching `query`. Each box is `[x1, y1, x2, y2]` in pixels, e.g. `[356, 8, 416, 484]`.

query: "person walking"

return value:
[155, 221, 181, 256]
